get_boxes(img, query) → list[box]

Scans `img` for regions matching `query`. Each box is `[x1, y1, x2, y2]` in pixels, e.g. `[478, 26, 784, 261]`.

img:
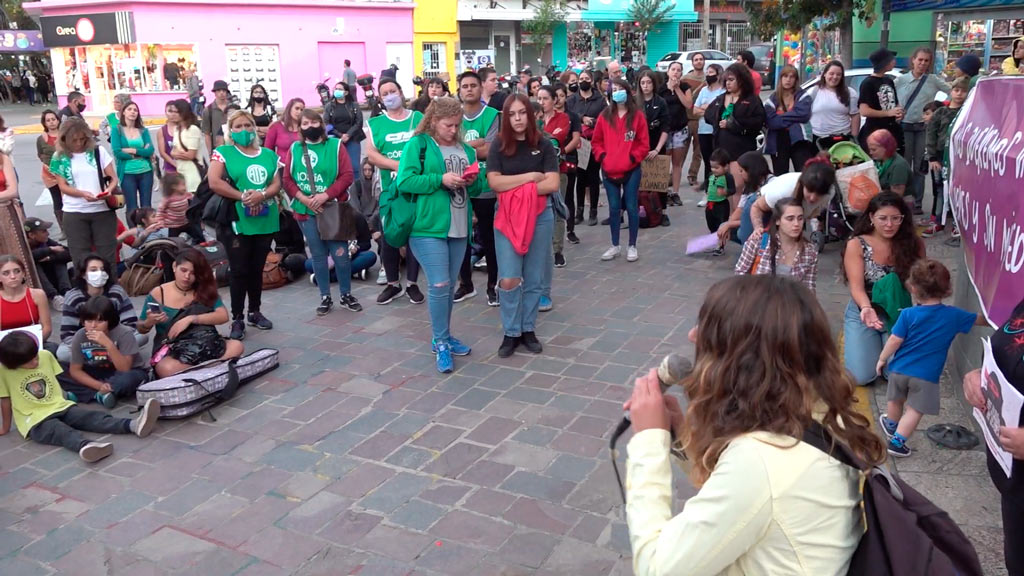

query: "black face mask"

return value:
[579, 81, 592, 92]
[301, 125, 325, 141]
[568, 83, 579, 93]
[706, 76, 718, 84]
[77, 101, 87, 111]
[252, 96, 265, 104]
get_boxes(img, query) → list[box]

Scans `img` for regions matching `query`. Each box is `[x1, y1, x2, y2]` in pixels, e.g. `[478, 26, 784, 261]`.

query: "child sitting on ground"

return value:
[877, 258, 986, 457]
[24, 217, 71, 309]
[704, 149, 736, 256]
[61, 295, 149, 409]
[159, 172, 201, 243]
[0, 331, 159, 463]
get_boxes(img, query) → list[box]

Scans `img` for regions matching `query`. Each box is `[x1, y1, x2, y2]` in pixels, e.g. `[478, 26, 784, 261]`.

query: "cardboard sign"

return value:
[639, 156, 671, 192]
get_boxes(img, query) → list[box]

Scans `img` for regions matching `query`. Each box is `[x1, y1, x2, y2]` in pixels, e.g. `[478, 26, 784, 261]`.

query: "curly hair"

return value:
[847, 192, 922, 281]
[415, 97, 463, 139]
[681, 275, 886, 486]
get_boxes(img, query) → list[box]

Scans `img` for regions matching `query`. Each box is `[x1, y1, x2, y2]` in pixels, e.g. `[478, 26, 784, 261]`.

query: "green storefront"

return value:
[853, 0, 1024, 74]
[550, 0, 698, 69]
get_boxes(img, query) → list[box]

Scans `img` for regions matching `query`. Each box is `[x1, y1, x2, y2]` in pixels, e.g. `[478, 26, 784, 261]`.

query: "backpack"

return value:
[197, 240, 229, 287]
[638, 190, 662, 228]
[380, 143, 425, 248]
[262, 252, 288, 290]
[802, 422, 983, 576]
[120, 237, 188, 296]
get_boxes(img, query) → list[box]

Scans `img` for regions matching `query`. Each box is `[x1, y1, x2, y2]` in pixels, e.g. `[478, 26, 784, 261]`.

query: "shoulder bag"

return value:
[305, 141, 356, 241]
[94, 147, 124, 210]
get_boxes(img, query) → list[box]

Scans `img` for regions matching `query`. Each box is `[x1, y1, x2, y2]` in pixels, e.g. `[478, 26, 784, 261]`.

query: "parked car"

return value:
[748, 43, 775, 89]
[656, 50, 733, 74]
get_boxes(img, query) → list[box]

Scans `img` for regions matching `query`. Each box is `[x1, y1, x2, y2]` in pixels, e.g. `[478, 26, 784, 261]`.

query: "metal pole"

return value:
[879, 0, 892, 49]
[703, 0, 711, 48]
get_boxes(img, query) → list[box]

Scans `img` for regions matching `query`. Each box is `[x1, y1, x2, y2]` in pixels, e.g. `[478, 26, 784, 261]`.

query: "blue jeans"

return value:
[298, 217, 351, 297]
[304, 250, 377, 280]
[190, 97, 203, 117]
[603, 167, 641, 247]
[495, 206, 553, 337]
[843, 300, 889, 385]
[122, 170, 154, 216]
[736, 194, 757, 245]
[409, 236, 466, 343]
[344, 139, 362, 175]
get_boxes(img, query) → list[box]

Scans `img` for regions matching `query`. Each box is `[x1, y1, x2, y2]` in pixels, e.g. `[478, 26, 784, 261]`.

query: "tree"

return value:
[521, 0, 567, 69]
[628, 0, 676, 63]
[744, 0, 878, 67]
[1, 1, 38, 30]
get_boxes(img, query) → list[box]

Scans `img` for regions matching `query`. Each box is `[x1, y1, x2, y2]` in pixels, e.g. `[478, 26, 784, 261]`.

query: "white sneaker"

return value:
[51, 294, 64, 310]
[626, 246, 639, 262]
[697, 199, 708, 207]
[79, 442, 113, 463]
[134, 398, 160, 438]
[601, 246, 621, 261]
[376, 268, 387, 285]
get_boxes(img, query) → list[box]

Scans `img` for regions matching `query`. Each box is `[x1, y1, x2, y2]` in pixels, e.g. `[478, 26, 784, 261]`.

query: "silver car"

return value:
[656, 50, 733, 74]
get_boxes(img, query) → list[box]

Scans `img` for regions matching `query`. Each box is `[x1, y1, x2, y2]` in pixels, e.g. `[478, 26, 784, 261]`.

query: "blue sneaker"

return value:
[538, 296, 553, 312]
[878, 414, 897, 439]
[448, 336, 472, 356]
[64, 391, 78, 403]
[95, 391, 116, 409]
[887, 436, 911, 458]
[433, 340, 454, 373]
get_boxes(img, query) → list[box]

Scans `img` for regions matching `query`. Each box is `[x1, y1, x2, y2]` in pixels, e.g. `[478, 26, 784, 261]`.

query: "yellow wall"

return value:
[413, 0, 458, 89]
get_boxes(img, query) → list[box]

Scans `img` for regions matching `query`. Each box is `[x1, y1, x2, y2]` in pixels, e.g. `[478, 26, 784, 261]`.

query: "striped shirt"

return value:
[160, 193, 192, 228]
[59, 285, 139, 345]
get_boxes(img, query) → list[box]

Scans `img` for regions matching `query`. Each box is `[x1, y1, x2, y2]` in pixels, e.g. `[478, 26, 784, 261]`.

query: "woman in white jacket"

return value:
[625, 275, 886, 576]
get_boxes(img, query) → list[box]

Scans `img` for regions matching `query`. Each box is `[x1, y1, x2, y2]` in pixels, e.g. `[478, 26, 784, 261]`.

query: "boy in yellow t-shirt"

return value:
[0, 331, 160, 463]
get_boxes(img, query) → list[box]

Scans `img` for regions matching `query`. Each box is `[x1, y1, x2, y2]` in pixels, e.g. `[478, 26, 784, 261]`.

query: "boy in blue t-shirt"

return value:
[876, 259, 985, 457]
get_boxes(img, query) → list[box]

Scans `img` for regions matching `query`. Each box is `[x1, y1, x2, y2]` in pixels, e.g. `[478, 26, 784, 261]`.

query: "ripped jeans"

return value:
[299, 217, 351, 297]
[494, 207, 553, 337]
[408, 235, 467, 343]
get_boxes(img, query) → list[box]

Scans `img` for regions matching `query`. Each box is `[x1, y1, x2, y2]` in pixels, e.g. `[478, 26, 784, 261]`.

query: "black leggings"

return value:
[575, 156, 601, 218]
[566, 170, 578, 232]
[381, 237, 420, 285]
[698, 134, 714, 189]
[218, 226, 273, 319]
[47, 184, 63, 226]
[460, 197, 497, 290]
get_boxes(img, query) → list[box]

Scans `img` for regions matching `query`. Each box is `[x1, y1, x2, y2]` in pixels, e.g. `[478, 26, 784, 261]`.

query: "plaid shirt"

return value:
[734, 232, 819, 293]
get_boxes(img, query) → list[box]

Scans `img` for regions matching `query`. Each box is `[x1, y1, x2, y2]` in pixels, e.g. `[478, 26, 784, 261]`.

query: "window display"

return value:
[225, 44, 281, 105]
[57, 43, 198, 94]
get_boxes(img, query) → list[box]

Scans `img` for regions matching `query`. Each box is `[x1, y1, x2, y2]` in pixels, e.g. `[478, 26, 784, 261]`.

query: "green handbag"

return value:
[380, 144, 424, 247]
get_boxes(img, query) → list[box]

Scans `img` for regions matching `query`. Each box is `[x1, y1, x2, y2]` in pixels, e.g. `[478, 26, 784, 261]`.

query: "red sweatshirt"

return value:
[592, 109, 649, 180]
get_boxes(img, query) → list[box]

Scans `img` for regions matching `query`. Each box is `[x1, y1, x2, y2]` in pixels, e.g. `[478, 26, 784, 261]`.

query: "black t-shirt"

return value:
[565, 110, 582, 164]
[659, 82, 691, 132]
[487, 138, 559, 176]
[859, 75, 901, 137]
[988, 298, 1024, 503]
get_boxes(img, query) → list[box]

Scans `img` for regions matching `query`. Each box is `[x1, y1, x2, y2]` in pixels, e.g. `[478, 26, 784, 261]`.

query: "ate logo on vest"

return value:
[247, 164, 268, 184]
[464, 130, 480, 142]
[305, 151, 319, 169]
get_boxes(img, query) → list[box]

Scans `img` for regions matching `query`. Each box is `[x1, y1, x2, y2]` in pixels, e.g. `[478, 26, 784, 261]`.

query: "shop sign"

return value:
[0, 30, 45, 53]
[947, 76, 1024, 327]
[40, 12, 135, 47]
[892, 0, 1024, 10]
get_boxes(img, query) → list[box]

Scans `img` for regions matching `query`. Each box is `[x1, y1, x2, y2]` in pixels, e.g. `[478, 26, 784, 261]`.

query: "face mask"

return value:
[333, 90, 345, 99]
[252, 96, 265, 104]
[232, 129, 255, 147]
[578, 81, 592, 92]
[706, 75, 718, 84]
[77, 101, 87, 111]
[568, 83, 579, 93]
[382, 93, 404, 110]
[611, 90, 627, 104]
[301, 125, 325, 141]
[86, 270, 108, 288]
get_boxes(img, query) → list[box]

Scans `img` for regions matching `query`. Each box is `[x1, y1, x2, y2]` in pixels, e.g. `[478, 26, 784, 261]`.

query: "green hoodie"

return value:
[396, 133, 483, 239]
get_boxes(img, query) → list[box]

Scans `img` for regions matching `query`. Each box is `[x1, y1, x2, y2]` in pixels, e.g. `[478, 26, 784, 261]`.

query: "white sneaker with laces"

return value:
[601, 246, 621, 261]
[626, 246, 639, 262]
[376, 268, 387, 285]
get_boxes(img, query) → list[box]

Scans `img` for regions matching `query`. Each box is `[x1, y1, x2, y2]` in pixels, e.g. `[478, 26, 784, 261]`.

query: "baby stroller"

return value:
[818, 141, 875, 251]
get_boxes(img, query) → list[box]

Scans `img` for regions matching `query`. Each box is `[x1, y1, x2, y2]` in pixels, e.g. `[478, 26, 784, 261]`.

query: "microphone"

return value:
[609, 353, 692, 502]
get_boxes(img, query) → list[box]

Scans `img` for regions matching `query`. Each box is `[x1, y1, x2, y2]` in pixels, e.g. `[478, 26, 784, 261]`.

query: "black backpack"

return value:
[802, 423, 982, 576]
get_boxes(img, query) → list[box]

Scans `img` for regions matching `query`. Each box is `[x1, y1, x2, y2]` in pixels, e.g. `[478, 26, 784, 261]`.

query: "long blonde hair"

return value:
[225, 109, 260, 147]
[415, 97, 463, 140]
[55, 117, 96, 157]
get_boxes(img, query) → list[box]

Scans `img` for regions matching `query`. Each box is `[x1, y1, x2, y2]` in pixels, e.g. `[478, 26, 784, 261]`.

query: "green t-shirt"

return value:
[288, 138, 341, 216]
[462, 106, 499, 198]
[707, 174, 729, 203]
[122, 133, 151, 175]
[212, 145, 280, 236]
[876, 154, 913, 195]
[0, 350, 74, 438]
[367, 110, 423, 190]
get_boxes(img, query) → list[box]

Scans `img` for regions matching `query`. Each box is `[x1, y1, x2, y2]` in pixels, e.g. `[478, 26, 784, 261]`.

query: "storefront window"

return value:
[57, 43, 199, 95]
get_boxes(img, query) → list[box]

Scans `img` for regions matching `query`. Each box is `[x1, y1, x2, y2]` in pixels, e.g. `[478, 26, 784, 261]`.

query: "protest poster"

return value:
[639, 156, 671, 192]
[973, 338, 1024, 478]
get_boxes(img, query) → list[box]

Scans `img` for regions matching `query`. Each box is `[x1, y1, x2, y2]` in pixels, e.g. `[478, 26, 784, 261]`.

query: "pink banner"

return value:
[947, 77, 1024, 327]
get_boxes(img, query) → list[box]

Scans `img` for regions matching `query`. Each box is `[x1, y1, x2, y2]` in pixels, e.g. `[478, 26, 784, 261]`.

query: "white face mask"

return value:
[86, 270, 108, 288]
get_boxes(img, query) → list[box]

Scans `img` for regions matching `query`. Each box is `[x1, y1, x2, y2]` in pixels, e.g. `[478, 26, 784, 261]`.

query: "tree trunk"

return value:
[839, 20, 854, 68]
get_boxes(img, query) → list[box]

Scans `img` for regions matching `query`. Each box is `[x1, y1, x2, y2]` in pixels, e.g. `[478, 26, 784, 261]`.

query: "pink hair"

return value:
[868, 129, 898, 158]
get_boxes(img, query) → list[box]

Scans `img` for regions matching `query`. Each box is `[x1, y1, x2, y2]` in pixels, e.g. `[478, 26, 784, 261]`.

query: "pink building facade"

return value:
[24, 0, 415, 115]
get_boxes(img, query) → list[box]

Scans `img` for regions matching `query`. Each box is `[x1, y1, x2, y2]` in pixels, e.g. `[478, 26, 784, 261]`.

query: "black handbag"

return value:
[302, 141, 356, 241]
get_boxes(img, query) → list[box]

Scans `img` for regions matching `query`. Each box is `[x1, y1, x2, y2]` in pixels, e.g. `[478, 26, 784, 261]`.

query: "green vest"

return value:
[215, 145, 280, 236]
[462, 106, 499, 194]
[368, 110, 423, 190]
[288, 138, 341, 216]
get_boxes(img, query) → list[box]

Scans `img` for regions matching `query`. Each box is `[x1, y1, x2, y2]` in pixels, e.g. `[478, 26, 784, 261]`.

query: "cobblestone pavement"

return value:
[0, 101, 1005, 575]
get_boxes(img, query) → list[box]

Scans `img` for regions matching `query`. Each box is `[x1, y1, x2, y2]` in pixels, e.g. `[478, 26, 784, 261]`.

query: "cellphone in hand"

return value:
[462, 161, 480, 180]
[147, 302, 162, 314]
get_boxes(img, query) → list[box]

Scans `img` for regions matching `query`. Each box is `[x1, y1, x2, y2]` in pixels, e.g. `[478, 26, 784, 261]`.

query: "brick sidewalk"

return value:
[0, 195, 1005, 575]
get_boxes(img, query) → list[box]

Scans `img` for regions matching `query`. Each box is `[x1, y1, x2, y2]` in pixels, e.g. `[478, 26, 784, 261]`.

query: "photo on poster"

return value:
[973, 338, 1024, 478]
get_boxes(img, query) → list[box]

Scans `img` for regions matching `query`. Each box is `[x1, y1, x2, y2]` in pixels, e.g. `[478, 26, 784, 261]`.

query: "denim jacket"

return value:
[764, 90, 812, 156]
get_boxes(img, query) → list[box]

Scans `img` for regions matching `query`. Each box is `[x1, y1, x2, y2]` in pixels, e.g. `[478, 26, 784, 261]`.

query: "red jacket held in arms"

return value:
[592, 110, 649, 180]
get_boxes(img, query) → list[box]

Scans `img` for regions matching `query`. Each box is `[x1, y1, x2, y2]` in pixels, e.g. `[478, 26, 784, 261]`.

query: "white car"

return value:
[656, 50, 733, 74]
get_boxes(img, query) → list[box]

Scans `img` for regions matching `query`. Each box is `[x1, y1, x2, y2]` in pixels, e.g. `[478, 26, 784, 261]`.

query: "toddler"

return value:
[877, 259, 985, 456]
[0, 331, 159, 463]
[159, 172, 201, 242]
[704, 148, 736, 256]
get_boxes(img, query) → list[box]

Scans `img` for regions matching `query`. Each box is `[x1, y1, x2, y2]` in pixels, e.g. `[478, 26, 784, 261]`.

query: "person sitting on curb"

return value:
[0, 331, 160, 463]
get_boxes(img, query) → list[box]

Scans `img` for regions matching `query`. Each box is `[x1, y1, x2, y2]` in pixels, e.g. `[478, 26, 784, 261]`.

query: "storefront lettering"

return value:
[53, 18, 96, 43]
